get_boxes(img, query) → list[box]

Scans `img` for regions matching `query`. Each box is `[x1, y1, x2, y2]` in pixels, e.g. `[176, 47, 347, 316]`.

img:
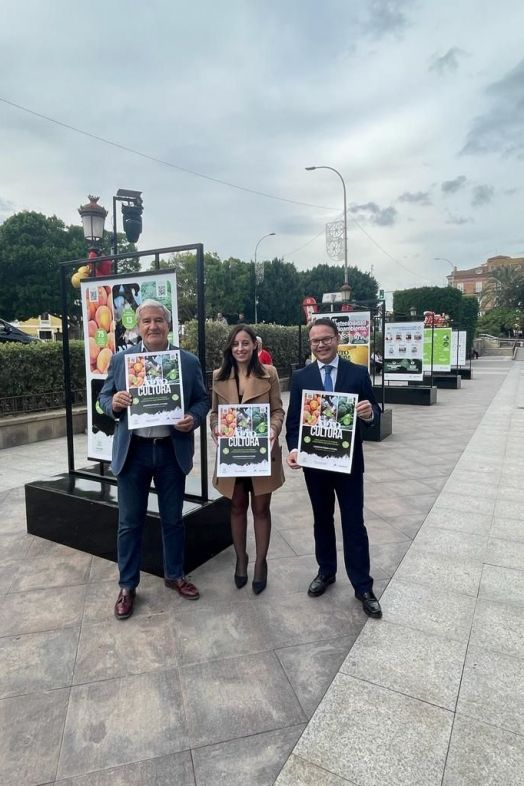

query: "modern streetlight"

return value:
[434, 257, 456, 287]
[112, 189, 144, 255]
[306, 165, 351, 303]
[253, 232, 276, 323]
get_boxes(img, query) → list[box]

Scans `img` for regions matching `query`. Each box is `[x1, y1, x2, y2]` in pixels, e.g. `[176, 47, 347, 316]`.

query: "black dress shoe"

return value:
[234, 553, 249, 589]
[252, 560, 267, 595]
[356, 591, 382, 618]
[308, 572, 336, 597]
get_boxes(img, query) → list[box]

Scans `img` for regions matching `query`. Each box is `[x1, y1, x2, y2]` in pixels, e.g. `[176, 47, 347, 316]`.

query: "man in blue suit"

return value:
[286, 317, 382, 618]
[99, 299, 209, 620]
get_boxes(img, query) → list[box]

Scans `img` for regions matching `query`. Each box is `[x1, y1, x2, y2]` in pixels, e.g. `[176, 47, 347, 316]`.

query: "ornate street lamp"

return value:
[78, 195, 107, 246]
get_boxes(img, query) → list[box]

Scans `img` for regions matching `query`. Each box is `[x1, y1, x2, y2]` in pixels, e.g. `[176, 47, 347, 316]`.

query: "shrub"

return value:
[0, 340, 86, 398]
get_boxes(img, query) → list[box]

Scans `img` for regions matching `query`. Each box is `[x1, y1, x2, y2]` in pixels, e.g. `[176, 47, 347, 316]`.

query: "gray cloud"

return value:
[462, 58, 524, 157]
[0, 196, 15, 219]
[471, 184, 494, 207]
[445, 214, 473, 225]
[441, 176, 467, 194]
[362, 0, 414, 38]
[350, 202, 398, 226]
[429, 47, 467, 75]
[398, 191, 432, 205]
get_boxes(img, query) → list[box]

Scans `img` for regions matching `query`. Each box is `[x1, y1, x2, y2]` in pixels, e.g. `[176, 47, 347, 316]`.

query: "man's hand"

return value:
[175, 414, 195, 433]
[286, 449, 301, 469]
[112, 391, 132, 413]
[356, 400, 374, 422]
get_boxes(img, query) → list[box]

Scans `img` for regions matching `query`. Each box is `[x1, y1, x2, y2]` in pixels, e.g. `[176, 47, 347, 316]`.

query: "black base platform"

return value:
[373, 385, 437, 406]
[455, 367, 472, 380]
[362, 407, 393, 442]
[414, 374, 462, 389]
[25, 474, 232, 577]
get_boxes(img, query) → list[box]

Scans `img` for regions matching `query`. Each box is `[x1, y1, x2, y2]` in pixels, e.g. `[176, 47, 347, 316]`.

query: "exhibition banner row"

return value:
[384, 325, 467, 381]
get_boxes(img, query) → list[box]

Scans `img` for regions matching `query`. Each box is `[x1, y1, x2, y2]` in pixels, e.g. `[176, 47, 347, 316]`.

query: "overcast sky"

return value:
[1, 0, 523, 295]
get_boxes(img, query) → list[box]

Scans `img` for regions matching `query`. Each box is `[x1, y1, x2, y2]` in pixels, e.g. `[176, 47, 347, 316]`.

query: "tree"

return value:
[299, 263, 378, 306]
[257, 258, 302, 324]
[483, 265, 524, 310]
[477, 307, 519, 337]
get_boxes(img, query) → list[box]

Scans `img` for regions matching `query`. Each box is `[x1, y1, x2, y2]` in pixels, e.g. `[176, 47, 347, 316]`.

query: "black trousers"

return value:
[303, 467, 373, 594]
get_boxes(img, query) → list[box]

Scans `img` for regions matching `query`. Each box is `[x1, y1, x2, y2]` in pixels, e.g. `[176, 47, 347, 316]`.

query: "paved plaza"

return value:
[1, 356, 523, 785]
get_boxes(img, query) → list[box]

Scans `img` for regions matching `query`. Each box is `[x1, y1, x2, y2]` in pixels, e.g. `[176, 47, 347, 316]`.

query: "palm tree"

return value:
[482, 266, 524, 310]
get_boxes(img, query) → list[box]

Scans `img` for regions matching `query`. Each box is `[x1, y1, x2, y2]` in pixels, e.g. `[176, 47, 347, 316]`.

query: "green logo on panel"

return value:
[95, 328, 107, 347]
[122, 307, 136, 329]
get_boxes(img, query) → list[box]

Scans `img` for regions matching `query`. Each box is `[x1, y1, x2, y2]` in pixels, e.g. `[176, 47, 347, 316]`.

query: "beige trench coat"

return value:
[210, 365, 285, 499]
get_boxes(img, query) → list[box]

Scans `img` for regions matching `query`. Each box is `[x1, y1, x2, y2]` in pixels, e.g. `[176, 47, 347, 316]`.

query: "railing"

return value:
[0, 389, 87, 417]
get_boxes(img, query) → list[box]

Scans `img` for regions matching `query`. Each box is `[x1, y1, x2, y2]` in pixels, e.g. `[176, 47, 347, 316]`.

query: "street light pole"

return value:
[253, 232, 276, 324]
[434, 257, 456, 288]
[306, 165, 350, 302]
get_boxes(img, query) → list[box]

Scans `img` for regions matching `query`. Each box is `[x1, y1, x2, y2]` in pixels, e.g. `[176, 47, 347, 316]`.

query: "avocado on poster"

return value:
[298, 390, 358, 474]
[423, 328, 452, 372]
[126, 349, 184, 429]
[217, 403, 271, 477]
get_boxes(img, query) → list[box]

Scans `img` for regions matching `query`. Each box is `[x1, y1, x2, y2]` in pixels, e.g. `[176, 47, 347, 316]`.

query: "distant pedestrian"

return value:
[216, 312, 228, 325]
[236, 312, 249, 324]
[256, 336, 273, 365]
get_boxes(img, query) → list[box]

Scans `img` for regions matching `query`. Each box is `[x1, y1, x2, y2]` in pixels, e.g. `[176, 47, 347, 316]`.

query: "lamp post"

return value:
[434, 257, 456, 287]
[112, 188, 144, 255]
[253, 232, 276, 324]
[76, 195, 111, 282]
[306, 165, 350, 303]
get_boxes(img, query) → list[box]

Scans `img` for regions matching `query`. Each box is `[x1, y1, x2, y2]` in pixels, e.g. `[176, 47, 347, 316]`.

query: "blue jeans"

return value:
[117, 437, 186, 589]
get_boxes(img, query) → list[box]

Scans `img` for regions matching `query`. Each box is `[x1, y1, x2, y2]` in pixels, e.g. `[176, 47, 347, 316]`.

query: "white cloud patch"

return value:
[429, 47, 467, 75]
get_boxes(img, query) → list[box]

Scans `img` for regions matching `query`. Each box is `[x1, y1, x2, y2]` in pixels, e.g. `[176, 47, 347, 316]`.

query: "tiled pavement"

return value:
[0, 356, 523, 785]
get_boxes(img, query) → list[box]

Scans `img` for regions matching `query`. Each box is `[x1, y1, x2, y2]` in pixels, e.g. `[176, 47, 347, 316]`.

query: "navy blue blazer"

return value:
[285, 358, 380, 474]
[98, 345, 209, 477]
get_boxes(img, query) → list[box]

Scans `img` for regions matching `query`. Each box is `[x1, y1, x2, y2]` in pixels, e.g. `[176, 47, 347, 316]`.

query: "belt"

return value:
[133, 435, 171, 443]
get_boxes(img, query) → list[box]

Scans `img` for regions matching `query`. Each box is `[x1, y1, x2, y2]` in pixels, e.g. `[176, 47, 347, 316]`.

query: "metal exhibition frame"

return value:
[58, 243, 209, 502]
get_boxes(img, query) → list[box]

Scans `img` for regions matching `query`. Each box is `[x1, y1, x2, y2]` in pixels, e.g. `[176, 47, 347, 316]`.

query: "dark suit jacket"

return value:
[98, 345, 209, 476]
[285, 358, 380, 474]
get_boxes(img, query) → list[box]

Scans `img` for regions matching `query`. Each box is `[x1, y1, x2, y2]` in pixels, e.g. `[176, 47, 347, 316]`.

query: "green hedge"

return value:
[180, 320, 303, 371]
[0, 341, 86, 397]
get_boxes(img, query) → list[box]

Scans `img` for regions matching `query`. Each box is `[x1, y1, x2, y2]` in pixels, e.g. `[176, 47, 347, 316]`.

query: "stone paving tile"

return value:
[421, 507, 493, 536]
[74, 612, 178, 684]
[393, 545, 483, 597]
[0, 687, 70, 786]
[192, 725, 305, 786]
[491, 516, 524, 542]
[380, 579, 476, 642]
[434, 492, 496, 516]
[414, 526, 488, 561]
[179, 652, 306, 749]
[469, 598, 524, 660]
[88, 555, 119, 583]
[55, 752, 195, 786]
[276, 635, 359, 718]
[457, 645, 524, 736]
[82, 574, 171, 623]
[293, 673, 453, 786]
[479, 564, 524, 606]
[383, 513, 427, 540]
[0, 584, 86, 637]
[0, 531, 32, 564]
[276, 753, 356, 785]
[8, 548, 93, 593]
[364, 493, 436, 519]
[442, 714, 524, 786]
[485, 537, 524, 571]
[341, 619, 466, 711]
[57, 669, 189, 780]
[369, 540, 412, 580]
[0, 627, 79, 699]
[494, 499, 524, 521]
[278, 525, 316, 556]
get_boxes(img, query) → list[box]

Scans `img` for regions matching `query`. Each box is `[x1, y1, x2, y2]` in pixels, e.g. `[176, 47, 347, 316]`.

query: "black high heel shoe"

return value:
[252, 559, 267, 595]
[234, 553, 249, 589]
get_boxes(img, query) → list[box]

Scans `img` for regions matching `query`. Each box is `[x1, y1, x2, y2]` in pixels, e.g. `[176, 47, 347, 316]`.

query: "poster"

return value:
[451, 331, 467, 367]
[423, 328, 452, 372]
[125, 350, 183, 430]
[313, 311, 371, 368]
[383, 321, 424, 382]
[217, 403, 271, 477]
[80, 271, 179, 461]
[298, 389, 358, 473]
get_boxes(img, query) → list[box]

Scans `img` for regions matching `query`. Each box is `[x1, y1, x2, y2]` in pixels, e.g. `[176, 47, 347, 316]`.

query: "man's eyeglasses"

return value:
[309, 335, 337, 347]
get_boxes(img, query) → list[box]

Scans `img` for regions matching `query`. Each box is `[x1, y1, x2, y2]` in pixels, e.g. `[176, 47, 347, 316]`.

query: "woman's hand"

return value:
[210, 425, 220, 445]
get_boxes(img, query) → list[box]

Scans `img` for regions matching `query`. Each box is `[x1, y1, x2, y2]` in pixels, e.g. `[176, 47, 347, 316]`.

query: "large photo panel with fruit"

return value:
[81, 271, 179, 461]
[217, 403, 271, 477]
[125, 350, 184, 429]
[298, 390, 358, 474]
[312, 312, 371, 368]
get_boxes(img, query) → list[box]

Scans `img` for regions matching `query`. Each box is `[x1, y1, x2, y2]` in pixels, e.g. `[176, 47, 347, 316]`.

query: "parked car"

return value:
[0, 318, 39, 344]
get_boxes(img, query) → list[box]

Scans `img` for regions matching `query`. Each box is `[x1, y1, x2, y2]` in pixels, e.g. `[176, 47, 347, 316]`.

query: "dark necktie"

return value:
[324, 364, 334, 392]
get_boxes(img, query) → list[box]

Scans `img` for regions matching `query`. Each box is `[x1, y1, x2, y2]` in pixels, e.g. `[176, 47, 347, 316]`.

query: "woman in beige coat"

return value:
[210, 324, 285, 594]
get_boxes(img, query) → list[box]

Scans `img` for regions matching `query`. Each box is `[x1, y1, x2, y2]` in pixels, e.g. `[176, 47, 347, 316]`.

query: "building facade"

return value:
[447, 255, 524, 313]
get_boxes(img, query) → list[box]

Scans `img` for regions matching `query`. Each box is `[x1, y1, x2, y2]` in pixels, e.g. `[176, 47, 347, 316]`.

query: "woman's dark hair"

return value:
[216, 324, 266, 381]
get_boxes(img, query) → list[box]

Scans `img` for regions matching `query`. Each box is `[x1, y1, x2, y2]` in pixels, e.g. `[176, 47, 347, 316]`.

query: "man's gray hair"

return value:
[136, 299, 171, 324]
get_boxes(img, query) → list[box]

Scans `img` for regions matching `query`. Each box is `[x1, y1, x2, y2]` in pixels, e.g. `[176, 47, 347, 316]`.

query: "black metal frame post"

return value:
[430, 317, 435, 388]
[59, 243, 209, 503]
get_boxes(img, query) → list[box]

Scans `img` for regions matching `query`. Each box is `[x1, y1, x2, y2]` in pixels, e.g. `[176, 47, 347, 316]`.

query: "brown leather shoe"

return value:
[164, 577, 200, 600]
[114, 588, 135, 620]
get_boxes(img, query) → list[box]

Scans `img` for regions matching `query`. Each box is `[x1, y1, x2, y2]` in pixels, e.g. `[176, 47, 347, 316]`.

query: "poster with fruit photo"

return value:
[125, 350, 183, 429]
[313, 312, 370, 368]
[217, 404, 271, 477]
[80, 271, 179, 461]
[298, 390, 358, 473]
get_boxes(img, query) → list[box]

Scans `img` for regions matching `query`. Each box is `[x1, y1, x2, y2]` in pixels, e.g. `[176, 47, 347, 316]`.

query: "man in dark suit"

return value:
[286, 317, 382, 618]
[99, 299, 209, 620]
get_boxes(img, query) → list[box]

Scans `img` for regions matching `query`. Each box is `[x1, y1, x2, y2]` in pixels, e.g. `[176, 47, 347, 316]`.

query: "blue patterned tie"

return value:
[324, 364, 334, 392]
